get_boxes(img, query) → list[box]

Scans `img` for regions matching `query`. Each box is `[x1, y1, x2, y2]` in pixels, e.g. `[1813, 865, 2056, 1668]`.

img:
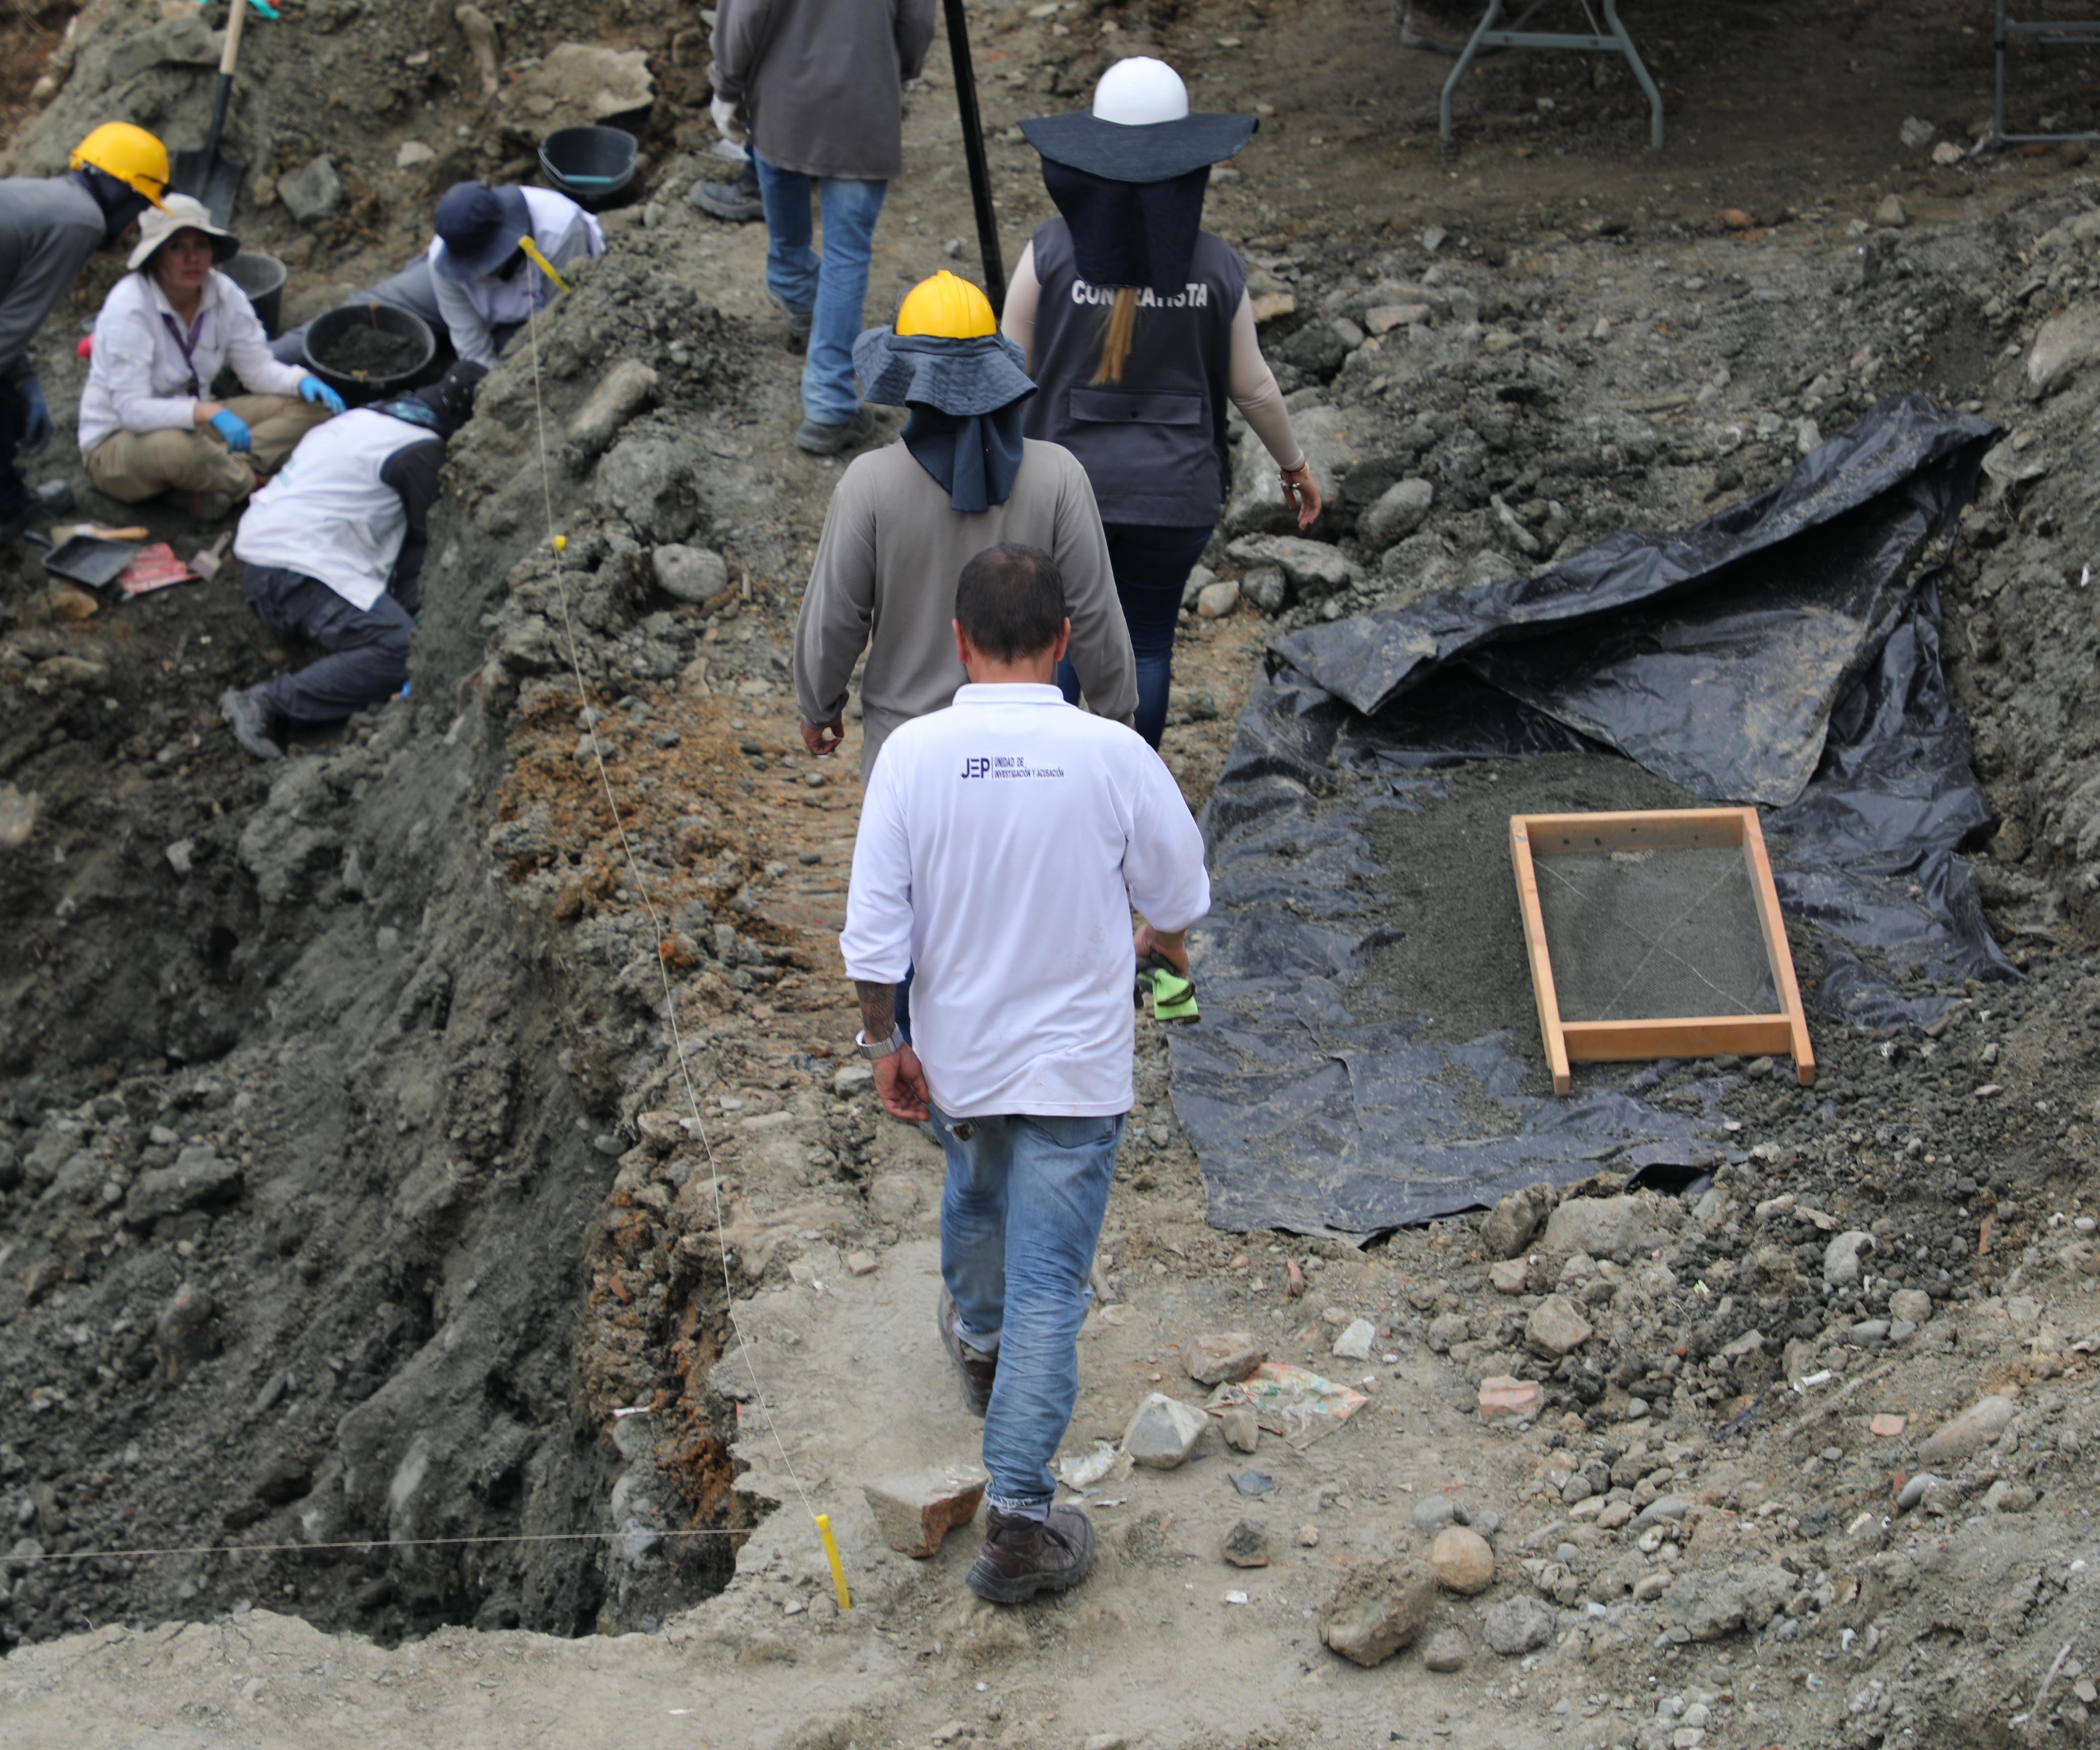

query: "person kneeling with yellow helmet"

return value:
[0, 122, 171, 537]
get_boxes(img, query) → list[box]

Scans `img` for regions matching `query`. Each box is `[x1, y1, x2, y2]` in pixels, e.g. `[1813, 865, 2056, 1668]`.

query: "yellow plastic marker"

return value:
[518, 236, 570, 295]
[815, 1514, 850, 1610]
[552, 534, 566, 554]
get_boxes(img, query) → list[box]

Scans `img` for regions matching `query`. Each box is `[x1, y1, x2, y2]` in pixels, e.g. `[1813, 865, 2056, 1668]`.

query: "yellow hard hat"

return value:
[895, 270, 995, 340]
[70, 123, 171, 208]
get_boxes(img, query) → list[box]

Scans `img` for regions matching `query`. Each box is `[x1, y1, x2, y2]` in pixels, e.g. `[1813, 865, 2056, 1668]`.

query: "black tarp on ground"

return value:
[1175, 394, 2015, 1238]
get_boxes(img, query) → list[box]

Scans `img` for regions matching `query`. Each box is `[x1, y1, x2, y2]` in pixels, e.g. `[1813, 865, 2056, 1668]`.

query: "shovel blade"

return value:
[170, 147, 244, 228]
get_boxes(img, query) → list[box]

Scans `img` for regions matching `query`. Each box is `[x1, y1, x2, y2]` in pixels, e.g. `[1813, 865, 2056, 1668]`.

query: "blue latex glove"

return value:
[299, 375, 346, 415]
[19, 377, 53, 457]
[208, 408, 253, 453]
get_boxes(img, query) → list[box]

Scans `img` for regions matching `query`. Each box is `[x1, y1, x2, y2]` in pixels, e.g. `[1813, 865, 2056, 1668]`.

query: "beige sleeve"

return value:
[1227, 291, 1305, 470]
[793, 462, 878, 727]
[1052, 453, 1137, 729]
[1000, 240, 1041, 368]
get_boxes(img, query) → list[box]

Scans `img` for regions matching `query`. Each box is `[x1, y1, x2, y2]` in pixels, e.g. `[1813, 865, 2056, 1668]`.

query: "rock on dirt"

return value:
[1361, 476, 1435, 549]
[652, 544, 730, 606]
[1540, 1194, 1659, 1261]
[1222, 1518, 1271, 1567]
[1317, 1556, 1435, 1667]
[1484, 1594, 1555, 1656]
[1122, 1393, 1207, 1467]
[1332, 1317, 1375, 1360]
[1663, 1562, 1794, 1640]
[1822, 1229, 1874, 1287]
[1220, 1405, 1259, 1453]
[279, 156, 343, 225]
[124, 1146, 242, 1226]
[1525, 1294, 1593, 1358]
[2025, 303, 2100, 396]
[1226, 534, 1361, 600]
[1184, 1332, 1266, 1385]
[1918, 1393, 2018, 1464]
[1481, 1181, 1553, 1259]
[1421, 1628, 1471, 1672]
[568, 360, 660, 458]
[862, 1466, 988, 1559]
[1479, 1376, 1542, 1423]
[1430, 1525, 1494, 1594]
[1225, 404, 1357, 536]
[508, 43, 654, 126]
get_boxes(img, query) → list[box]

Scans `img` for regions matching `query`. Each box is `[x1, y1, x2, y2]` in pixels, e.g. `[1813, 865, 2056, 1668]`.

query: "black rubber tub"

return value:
[302, 304, 437, 397]
[222, 251, 287, 336]
[539, 125, 638, 207]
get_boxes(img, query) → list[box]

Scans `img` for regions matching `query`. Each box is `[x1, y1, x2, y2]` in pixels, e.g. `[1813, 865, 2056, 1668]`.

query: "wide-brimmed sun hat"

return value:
[1019, 57, 1256, 184]
[853, 327, 1034, 416]
[127, 192, 238, 272]
[432, 181, 534, 281]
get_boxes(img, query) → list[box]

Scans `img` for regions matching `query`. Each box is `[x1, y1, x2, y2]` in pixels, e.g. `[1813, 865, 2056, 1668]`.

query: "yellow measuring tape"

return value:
[519, 236, 570, 295]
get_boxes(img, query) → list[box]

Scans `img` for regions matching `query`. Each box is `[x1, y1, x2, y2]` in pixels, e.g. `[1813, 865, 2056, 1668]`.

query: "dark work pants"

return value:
[244, 564, 413, 724]
[1055, 521, 1213, 750]
[0, 379, 30, 519]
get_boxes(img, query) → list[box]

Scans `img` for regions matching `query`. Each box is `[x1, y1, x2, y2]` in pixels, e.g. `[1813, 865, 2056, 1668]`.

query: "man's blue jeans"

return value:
[933, 1106, 1124, 1517]
[751, 151, 887, 426]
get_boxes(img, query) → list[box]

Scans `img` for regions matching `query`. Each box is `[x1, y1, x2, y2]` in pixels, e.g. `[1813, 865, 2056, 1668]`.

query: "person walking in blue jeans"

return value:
[841, 543, 1209, 1603]
[709, 0, 936, 455]
[1004, 57, 1325, 747]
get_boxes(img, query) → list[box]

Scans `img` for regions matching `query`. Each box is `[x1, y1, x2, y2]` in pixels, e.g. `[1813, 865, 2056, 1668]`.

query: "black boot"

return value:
[220, 685, 284, 761]
[938, 1287, 997, 1415]
[966, 1505, 1095, 1604]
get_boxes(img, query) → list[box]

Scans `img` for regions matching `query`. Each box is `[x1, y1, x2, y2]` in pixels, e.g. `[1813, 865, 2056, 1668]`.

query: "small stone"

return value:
[279, 155, 343, 224]
[1430, 1525, 1494, 1595]
[1542, 1195, 1657, 1262]
[1596, 1500, 1634, 1530]
[1918, 1394, 2016, 1464]
[1480, 1182, 1552, 1259]
[1331, 1318, 1375, 1361]
[1185, 1333, 1267, 1386]
[1220, 1405, 1260, 1453]
[831, 1064, 874, 1096]
[1364, 302, 1430, 336]
[1411, 1495, 1464, 1533]
[1179, 563, 1217, 610]
[1225, 534, 1361, 599]
[125, 1146, 242, 1227]
[1421, 1628, 1469, 1672]
[1195, 578, 1241, 618]
[1361, 476, 1436, 549]
[1318, 1557, 1436, 1667]
[1931, 139, 1965, 166]
[1122, 1393, 1207, 1468]
[1484, 1594, 1555, 1656]
[1240, 563, 1287, 613]
[1295, 1524, 1319, 1547]
[152, 1281, 217, 1378]
[1526, 1294, 1593, 1358]
[861, 1465, 987, 1558]
[1223, 1518, 1271, 1567]
[164, 838, 194, 877]
[1873, 193, 1908, 228]
[47, 582, 97, 621]
[1489, 1258, 1530, 1295]
[1899, 116, 1936, 148]
[651, 544, 730, 606]
[1633, 1495, 1691, 1528]
[1823, 1230, 1874, 1288]
[568, 359, 659, 456]
[845, 1251, 878, 1277]
[1869, 1413, 1906, 1437]
[1251, 291, 1297, 324]
[395, 140, 437, 169]
[1716, 207, 1754, 230]
[1895, 1472, 1939, 1511]
[1888, 1288, 1932, 1324]
[1478, 1376, 1541, 1424]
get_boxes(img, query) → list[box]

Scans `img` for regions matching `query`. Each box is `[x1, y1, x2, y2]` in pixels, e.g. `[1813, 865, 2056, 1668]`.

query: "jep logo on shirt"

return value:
[959, 755, 1064, 780]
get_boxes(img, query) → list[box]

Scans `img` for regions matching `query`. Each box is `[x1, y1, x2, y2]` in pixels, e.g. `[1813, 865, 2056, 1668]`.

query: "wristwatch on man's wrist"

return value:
[856, 1024, 906, 1062]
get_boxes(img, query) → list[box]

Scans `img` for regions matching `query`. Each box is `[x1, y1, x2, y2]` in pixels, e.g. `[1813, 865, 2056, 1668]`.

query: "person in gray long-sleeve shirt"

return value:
[794, 275, 1137, 784]
[1, 122, 170, 528]
[710, 0, 936, 455]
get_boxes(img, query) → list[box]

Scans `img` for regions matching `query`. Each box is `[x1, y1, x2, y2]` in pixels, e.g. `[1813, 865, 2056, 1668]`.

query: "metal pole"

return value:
[942, 0, 1007, 316]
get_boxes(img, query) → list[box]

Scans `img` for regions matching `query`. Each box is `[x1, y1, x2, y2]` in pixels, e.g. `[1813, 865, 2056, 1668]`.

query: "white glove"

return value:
[711, 93, 747, 143]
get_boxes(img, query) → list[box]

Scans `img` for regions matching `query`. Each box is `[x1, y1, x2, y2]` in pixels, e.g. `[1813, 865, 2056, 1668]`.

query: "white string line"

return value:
[11, 1528, 749, 1566]
[519, 292, 828, 1539]
[1535, 853, 1760, 1019]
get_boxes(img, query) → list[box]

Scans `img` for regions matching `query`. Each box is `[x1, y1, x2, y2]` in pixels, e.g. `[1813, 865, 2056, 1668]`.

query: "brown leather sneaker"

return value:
[966, 1505, 1096, 1604]
[938, 1286, 998, 1416]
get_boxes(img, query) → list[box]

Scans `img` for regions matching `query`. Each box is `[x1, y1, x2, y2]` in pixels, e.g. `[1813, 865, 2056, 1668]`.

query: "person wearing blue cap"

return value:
[428, 181, 605, 369]
[219, 360, 486, 760]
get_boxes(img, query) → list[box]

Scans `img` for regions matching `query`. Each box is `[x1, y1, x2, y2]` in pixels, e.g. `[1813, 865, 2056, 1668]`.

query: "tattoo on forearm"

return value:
[854, 980, 896, 1040]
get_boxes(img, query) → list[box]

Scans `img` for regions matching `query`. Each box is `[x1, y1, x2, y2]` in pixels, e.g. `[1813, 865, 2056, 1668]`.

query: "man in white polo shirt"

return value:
[841, 542, 1209, 1604]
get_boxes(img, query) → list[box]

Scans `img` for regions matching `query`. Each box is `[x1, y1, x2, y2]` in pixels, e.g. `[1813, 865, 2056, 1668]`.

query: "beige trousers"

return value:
[83, 395, 330, 504]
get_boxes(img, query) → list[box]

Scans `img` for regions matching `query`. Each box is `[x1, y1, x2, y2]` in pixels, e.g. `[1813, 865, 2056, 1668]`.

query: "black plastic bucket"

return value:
[302, 304, 437, 397]
[539, 125, 638, 207]
[223, 251, 287, 337]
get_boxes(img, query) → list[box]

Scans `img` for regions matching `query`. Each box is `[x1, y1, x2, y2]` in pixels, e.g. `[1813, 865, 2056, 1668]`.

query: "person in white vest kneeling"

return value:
[218, 360, 485, 761]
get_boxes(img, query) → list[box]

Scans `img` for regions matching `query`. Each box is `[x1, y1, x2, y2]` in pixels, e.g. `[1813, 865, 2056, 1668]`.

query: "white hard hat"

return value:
[1092, 57, 1190, 127]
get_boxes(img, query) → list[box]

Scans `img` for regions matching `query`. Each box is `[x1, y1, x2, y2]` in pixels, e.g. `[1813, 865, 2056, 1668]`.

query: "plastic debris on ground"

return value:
[1174, 394, 2011, 1237]
[117, 544, 198, 597]
[1205, 1362, 1369, 1446]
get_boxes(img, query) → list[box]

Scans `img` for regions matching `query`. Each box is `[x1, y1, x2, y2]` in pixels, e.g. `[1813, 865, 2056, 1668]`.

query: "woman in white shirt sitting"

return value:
[78, 193, 344, 519]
